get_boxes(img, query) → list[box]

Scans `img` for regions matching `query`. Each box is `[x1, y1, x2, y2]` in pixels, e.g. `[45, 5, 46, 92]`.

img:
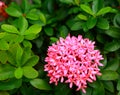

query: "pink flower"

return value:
[44, 35, 103, 93]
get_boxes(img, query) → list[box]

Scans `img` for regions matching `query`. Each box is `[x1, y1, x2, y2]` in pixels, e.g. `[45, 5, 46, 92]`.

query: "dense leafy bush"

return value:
[0, 0, 120, 95]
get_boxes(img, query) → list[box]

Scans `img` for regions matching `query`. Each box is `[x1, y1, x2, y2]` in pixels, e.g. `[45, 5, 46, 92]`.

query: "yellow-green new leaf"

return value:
[80, 4, 94, 16]
[14, 67, 23, 79]
[1, 24, 19, 34]
[96, 7, 112, 16]
[23, 66, 38, 79]
[24, 24, 42, 35]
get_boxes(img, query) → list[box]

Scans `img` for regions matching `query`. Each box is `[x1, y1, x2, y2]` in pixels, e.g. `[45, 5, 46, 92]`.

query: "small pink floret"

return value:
[44, 35, 103, 93]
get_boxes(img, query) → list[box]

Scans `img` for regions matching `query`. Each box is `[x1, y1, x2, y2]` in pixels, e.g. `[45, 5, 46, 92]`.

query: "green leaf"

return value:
[96, 7, 112, 16]
[104, 40, 120, 52]
[24, 55, 39, 67]
[16, 45, 23, 66]
[44, 27, 54, 36]
[24, 24, 42, 35]
[5, 7, 22, 17]
[3, 33, 23, 43]
[22, 40, 32, 48]
[14, 67, 23, 79]
[92, 81, 105, 95]
[39, 11, 46, 24]
[59, 25, 68, 38]
[0, 64, 15, 80]
[97, 18, 109, 29]
[0, 51, 8, 64]
[0, 32, 6, 39]
[92, 0, 104, 13]
[26, 9, 40, 20]
[24, 34, 37, 40]
[7, 44, 19, 66]
[103, 81, 114, 93]
[117, 80, 120, 91]
[71, 22, 82, 31]
[21, 47, 31, 66]
[80, 4, 94, 16]
[99, 70, 119, 80]
[113, 13, 120, 27]
[105, 58, 119, 71]
[1, 24, 19, 34]
[0, 78, 22, 90]
[105, 27, 120, 38]
[77, 14, 87, 20]
[23, 66, 38, 79]
[0, 40, 9, 50]
[86, 17, 97, 29]
[18, 16, 28, 34]
[30, 78, 52, 90]
[21, 0, 30, 13]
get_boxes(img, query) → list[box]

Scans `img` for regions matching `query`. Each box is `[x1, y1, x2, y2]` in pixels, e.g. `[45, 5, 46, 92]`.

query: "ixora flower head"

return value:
[44, 34, 103, 93]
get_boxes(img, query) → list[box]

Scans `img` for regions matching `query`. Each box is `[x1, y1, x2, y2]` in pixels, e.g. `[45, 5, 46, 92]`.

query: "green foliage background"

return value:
[0, 0, 120, 95]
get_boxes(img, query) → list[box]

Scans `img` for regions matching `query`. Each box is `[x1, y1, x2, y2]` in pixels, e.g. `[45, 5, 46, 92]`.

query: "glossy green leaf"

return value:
[99, 70, 119, 80]
[24, 55, 39, 66]
[21, 47, 31, 66]
[22, 40, 32, 48]
[1, 24, 19, 34]
[23, 66, 38, 79]
[77, 14, 87, 20]
[105, 27, 120, 38]
[103, 81, 114, 93]
[18, 16, 28, 34]
[0, 78, 22, 90]
[97, 18, 109, 29]
[104, 40, 120, 52]
[59, 25, 68, 38]
[117, 80, 120, 91]
[80, 4, 94, 16]
[113, 13, 120, 27]
[0, 40, 9, 50]
[24, 24, 42, 35]
[30, 78, 51, 90]
[96, 7, 112, 16]
[0, 64, 15, 80]
[26, 9, 40, 20]
[92, 0, 104, 13]
[21, 0, 30, 13]
[14, 67, 23, 79]
[87, 17, 97, 29]
[16, 45, 23, 66]
[92, 81, 105, 95]
[5, 7, 22, 17]
[44, 27, 54, 36]
[39, 12, 46, 24]
[24, 34, 37, 40]
[71, 22, 82, 30]
[0, 51, 8, 64]
[3, 33, 23, 43]
[105, 58, 119, 71]
[0, 32, 6, 39]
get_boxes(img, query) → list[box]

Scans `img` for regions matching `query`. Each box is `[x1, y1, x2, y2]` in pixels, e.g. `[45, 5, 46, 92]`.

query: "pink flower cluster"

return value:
[44, 35, 103, 93]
